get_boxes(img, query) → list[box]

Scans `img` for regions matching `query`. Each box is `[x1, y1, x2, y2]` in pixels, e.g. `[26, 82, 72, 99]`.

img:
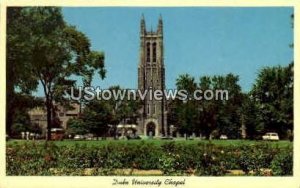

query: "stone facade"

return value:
[137, 15, 167, 137]
[28, 103, 80, 136]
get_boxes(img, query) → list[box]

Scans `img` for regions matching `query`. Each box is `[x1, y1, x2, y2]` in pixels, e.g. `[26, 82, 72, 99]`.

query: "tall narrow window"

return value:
[147, 104, 150, 115]
[146, 42, 150, 62]
[152, 42, 157, 62]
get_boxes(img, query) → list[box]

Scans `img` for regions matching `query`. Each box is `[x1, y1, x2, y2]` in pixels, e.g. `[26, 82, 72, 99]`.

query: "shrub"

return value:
[6, 142, 59, 175]
[6, 141, 293, 176]
[161, 142, 201, 172]
[159, 153, 179, 175]
[237, 143, 279, 175]
[270, 150, 293, 176]
[133, 142, 162, 169]
[194, 143, 227, 176]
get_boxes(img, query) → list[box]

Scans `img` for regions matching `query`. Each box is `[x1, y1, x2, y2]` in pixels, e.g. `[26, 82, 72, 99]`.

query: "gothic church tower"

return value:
[137, 15, 167, 137]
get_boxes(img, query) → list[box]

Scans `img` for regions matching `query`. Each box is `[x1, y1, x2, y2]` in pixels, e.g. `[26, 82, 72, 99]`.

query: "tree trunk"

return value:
[6, 110, 13, 136]
[6, 82, 15, 136]
[205, 129, 211, 140]
[114, 124, 118, 140]
[46, 98, 52, 141]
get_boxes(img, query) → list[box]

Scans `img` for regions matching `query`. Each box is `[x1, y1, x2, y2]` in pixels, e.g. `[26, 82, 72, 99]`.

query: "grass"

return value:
[6, 138, 293, 148]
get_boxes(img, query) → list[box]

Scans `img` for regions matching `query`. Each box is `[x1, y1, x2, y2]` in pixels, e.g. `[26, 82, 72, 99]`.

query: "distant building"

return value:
[28, 103, 81, 136]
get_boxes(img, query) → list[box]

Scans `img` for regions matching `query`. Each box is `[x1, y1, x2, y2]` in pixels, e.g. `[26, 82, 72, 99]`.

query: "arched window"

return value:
[146, 42, 150, 62]
[152, 42, 157, 62]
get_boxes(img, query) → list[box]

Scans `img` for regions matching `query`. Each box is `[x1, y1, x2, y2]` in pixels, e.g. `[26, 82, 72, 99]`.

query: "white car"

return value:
[220, 135, 228, 140]
[262, 132, 279, 141]
[74, 135, 85, 140]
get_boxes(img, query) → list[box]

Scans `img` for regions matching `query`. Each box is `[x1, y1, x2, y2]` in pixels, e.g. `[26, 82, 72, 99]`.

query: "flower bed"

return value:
[6, 141, 293, 176]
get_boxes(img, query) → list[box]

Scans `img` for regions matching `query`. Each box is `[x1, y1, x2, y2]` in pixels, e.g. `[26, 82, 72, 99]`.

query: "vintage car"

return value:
[262, 132, 279, 141]
[219, 134, 228, 140]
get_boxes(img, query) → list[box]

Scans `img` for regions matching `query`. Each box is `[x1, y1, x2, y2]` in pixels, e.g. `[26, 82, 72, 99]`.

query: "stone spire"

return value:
[157, 14, 163, 35]
[140, 14, 146, 35]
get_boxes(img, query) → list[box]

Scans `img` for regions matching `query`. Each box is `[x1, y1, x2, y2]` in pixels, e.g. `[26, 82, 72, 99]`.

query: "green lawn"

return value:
[7, 138, 293, 148]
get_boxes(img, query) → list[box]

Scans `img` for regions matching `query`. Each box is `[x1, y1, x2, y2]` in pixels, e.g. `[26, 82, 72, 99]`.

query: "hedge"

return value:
[6, 141, 293, 176]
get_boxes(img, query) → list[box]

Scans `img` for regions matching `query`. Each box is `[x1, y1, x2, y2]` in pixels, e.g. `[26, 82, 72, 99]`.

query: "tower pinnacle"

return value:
[140, 14, 146, 35]
[158, 14, 163, 35]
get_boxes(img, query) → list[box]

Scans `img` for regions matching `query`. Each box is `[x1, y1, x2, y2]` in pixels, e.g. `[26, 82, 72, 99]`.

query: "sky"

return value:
[34, 7, 293, 96]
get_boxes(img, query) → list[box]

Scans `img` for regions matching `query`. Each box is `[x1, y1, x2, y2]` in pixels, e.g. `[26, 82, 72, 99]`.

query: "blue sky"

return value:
[34, 7, 293, 96]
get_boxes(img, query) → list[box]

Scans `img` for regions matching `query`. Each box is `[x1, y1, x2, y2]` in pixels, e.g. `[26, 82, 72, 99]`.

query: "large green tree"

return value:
[244, 14, 293, 139]
[250, 63, 293, 138]
[240, 94, 263, 139]
[170, 73, 243, 139]
[197, 75, 218, 139]
[7, 7, 106, 140]
[9, 95, 43, 137]
[81, 100, 112, 138]
[6, 8, 40, 135]
[197, 74, 243, 139]
[66, 118, 88, 136]
[174, 74, 199, 138]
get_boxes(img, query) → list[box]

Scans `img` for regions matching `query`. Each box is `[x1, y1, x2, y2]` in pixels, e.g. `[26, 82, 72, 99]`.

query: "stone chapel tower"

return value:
[137, 15, 167, 137]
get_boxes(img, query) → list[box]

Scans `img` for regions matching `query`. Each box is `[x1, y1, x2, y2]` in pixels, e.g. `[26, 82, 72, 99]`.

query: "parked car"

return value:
[74, 135, 85, 140]
[262, 132, 279, 141]
[220, 134, 228, 140]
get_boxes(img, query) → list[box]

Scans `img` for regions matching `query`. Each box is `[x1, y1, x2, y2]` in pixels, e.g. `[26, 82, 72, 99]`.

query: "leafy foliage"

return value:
[250, 63, 293, 139]
[6, 7, 106, 139]
[6, 141, 292, 176]
[170, 73, 243, 139]
[270, 150, 293, 176]
[66, 118, 88, 136]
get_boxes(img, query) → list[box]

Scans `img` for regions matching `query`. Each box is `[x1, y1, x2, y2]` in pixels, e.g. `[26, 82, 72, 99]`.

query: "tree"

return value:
[66, 118, 88, 136]
[197, 75, 217, 139]
[196, 74, 243, 139]
[11, 112, 31, 137]
[11, 99, 43, 137]
[7, 7, 106, 140]
[6, 8, 40, 135]
[66, 86, 141, 138]
[9, 95, 43, 137]
[80, 100, 112, 138]
[215, 74, 243, 138]
[94, 86, 141, 138]
[250, 63, 293, 138]
[248, 14, 293, 139]
[171, 73, 243, 139]
[174, 74, 198, 138]
[240, 94, 263, 139]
